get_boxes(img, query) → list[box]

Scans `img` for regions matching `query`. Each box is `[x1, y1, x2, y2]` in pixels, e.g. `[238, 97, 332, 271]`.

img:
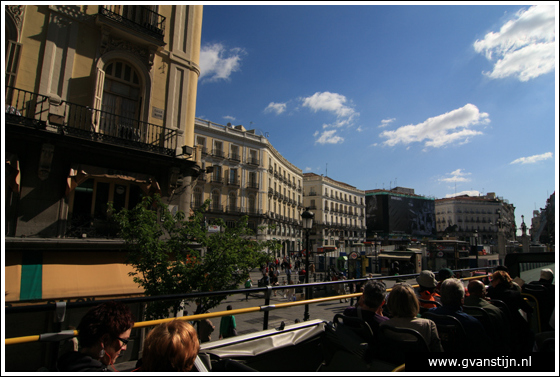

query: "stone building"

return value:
[302, 173, 367, 254]
[435, 192, 517, 246]
[194, 119, 304, 257]
[5, 4, 203, 303]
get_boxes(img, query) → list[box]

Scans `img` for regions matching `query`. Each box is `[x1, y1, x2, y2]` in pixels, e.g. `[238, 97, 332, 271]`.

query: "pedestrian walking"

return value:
[197, 311, 215, 343]
[244, 277, 253, 301]
[219, 305, 237, 339]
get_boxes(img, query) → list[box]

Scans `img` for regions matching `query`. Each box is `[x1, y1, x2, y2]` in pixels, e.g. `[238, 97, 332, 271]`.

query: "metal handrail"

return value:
[5, 86, 177, 156]
[5, 268, 493, 346]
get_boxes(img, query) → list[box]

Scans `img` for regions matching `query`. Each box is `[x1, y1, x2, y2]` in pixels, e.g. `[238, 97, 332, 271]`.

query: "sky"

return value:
[195, 3, 558, 236]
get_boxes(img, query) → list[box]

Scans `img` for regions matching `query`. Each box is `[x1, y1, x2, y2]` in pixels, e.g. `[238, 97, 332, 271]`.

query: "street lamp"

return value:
[374, 233, 379, 273]
[472, 229, 479, 269]
[301, 208, 314, 321]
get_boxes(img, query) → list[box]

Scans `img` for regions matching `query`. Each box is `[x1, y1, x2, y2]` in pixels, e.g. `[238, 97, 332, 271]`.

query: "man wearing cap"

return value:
[416, 270, 440, 309]
[528, 268, 555, 288]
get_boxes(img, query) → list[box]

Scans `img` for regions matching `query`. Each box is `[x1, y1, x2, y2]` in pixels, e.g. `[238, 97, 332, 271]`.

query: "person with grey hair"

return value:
[428, 278, 491, 351]
[343, 280, 389, 336]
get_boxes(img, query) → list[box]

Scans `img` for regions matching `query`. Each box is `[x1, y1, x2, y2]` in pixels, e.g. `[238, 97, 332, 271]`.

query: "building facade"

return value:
[365, 187, 436, 243]
[302, 173, 367, 254]
[193, 119, 304, 257]
[530, 191, 555, 248]
[434, 192, 517, 246]
[5, 4, 203, 303]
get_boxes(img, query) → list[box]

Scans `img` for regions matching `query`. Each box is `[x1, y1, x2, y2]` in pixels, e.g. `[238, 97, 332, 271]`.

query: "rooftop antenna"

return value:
[395, 178, 397, 187]
[326, 163, 328, 177]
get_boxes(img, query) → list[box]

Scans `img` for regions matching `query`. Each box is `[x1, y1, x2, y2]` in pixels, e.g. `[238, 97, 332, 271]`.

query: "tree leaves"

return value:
[112, 195, 279, 319]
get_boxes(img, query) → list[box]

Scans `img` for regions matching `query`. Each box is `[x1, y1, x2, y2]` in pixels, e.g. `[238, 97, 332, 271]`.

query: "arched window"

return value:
[101, 60, 142, 140]
[211, 190, 220, 211]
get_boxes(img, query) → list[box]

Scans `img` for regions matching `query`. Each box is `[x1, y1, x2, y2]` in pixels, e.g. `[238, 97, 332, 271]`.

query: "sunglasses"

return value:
[117, 337, 129, 346]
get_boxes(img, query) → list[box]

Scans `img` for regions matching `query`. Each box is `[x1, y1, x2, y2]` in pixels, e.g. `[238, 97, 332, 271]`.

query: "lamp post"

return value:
[301, 208, 314, 321]
[374, 233, 379, 273]
[473, 229, 479, 269]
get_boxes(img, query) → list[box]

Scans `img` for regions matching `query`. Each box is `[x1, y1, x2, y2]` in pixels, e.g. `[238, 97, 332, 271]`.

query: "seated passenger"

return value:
[435, 268, 454, 294]
[343, 280, 389, 336]
[428, 278, 491, 351]
[382, 283, 443, 352]
[415, 270, 440, 309]
[57, 301, 135, 372]
[487, 270, 534, 352]
[493, 265, 521, 292]
[464, 280, 510, 351]
[528, 268, 555, 289]
[523, 268, 555, 332]
[140, 320, 199, 371]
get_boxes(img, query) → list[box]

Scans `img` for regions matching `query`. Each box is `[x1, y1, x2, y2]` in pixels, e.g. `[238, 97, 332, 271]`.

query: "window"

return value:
[192, 187, 202, 208]
[249, 149, 258, 165]
[212, 166, 222, 183]
[230, 145, 240, 161]
[229, 168, 238, 185]
[196, 136, 206, 153]
[229, 192, 237, 212]
[70, 178, 144, 225]
[213, 141, 223, 157]
[101, 61, 142, 139]
[211, 190, 221, 211]
[248, 171, 258, 188]
[248, 195, 256, 214]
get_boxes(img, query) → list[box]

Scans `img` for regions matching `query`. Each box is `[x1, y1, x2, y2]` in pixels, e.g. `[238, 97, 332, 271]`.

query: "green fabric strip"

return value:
[20, 251, 43, 300]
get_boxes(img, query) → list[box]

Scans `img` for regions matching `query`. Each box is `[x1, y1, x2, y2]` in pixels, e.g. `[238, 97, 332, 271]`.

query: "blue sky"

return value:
[195, 4, 558, 236]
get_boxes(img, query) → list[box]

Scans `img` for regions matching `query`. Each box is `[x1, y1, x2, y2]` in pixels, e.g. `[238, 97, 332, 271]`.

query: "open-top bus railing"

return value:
[5, 267, 495, 347]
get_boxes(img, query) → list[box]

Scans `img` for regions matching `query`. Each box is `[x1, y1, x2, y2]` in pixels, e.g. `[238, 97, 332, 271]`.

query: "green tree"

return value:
[112, 195, 278, 319]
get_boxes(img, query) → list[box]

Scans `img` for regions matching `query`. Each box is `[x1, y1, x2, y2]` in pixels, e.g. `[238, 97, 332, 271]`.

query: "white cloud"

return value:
[379, 118, 396, 128]
[302, 91, 359, 145]
[302, 92, 357, 118]
[314, 129, 344, 145]
[380, 104, 489, 149]
[445, 190, 480, 198]
[473, 5, 555, 81]
[510, 152, 553, 165]
[199, 43, 244, 82]
[264, 102, 287, 115]
[304, 167, 313, 172]
[439, 169, 472, 183]
[223, 115, 236, 121]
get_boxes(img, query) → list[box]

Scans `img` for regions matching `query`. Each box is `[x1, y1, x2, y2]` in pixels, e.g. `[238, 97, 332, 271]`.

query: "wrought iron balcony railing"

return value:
[5, 86, 177, 156]
[99, 5, 165, 41]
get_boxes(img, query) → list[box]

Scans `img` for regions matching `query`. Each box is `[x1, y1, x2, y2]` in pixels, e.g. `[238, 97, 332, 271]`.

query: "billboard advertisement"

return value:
[366, 194, 436, 237]
[388, 195, 435, 236]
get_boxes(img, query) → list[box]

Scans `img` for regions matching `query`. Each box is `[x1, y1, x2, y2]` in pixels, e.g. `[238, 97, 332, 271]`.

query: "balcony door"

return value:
[99, 60, 142, 140]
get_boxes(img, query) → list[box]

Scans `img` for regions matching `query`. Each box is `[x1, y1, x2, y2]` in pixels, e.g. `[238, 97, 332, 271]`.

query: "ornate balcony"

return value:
[99, 5, 165, 42]
[5, 86, 177, 156]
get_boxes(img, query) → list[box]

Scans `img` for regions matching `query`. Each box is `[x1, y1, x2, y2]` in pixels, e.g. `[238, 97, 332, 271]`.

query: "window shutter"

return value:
[92, 67, 105, 131]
